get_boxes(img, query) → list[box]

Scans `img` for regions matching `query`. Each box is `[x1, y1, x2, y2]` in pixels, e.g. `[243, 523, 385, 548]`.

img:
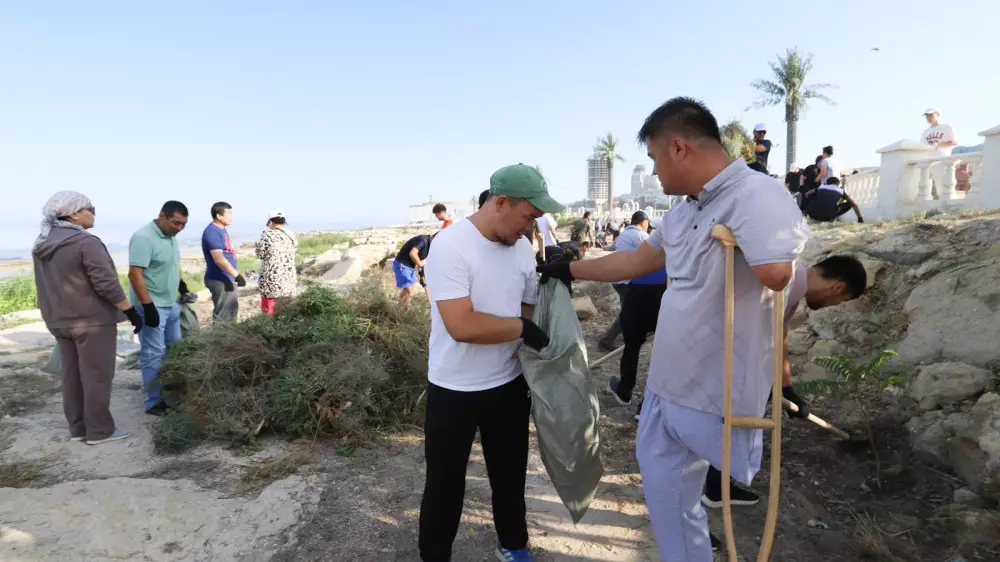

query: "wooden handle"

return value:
[588, 344, 625, 369]
[782, 398, 851, 441]
[711, 224, 738, 247]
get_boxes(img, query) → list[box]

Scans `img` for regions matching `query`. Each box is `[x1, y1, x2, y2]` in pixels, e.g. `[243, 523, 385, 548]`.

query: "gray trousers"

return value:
[598, 284, 629, 346]
[205, 279, 239, 322]
[49, 324, 118, 441]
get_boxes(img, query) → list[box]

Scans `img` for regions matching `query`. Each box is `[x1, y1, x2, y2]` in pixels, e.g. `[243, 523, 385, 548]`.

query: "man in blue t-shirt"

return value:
[201, 202, 244, 322]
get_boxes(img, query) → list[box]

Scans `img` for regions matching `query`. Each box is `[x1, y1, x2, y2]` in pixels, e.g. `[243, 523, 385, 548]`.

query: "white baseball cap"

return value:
[754, 122, 767, 132]
[268, 211, 284, 220]
[923, 108, 939, 115]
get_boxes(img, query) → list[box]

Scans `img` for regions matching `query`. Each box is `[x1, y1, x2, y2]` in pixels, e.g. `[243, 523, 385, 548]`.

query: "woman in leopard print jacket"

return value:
[255, 213, 298, 316]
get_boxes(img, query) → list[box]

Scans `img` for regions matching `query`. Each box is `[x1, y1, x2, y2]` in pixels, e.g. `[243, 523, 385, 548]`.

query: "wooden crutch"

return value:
[711, 223, 784, 562]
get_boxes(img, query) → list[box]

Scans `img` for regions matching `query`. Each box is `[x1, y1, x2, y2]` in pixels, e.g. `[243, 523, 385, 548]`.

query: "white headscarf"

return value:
[33, 191, 93, 251]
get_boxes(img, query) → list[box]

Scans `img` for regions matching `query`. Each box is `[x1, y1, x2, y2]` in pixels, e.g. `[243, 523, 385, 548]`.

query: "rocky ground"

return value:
[2, 215, 1000, 561]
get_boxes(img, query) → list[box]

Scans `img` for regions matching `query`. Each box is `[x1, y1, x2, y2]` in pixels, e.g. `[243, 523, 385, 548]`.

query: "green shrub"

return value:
[0, 276, 37, 315]
[297, 233, 353, 259]
[151, 409, 205, 454]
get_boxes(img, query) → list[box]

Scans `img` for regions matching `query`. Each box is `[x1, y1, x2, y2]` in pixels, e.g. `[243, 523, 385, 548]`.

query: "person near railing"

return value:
[799, 177, 864, 223]
[817, 145, 839, 186]
[921, 108, 959, 195]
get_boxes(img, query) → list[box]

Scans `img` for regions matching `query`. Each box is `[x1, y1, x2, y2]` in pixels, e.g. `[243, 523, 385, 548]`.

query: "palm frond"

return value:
[803, 90, 837, 106]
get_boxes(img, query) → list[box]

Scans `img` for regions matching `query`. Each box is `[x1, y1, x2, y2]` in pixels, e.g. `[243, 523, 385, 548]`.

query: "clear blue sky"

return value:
[2, 0, 997, 252]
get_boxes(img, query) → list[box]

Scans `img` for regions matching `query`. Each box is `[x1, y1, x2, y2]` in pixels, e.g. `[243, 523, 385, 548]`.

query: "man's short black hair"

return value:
[161, 201, 189, 217]
[630, 210, 649, 225]
[583, 211, 592, 219]
[637, 97, 722, 146]
[826, 176, 841, 186]
[748, 162, 766, 173]
[815, 255, 867, 299]
[269, 216, 286, 225]
[478, 189, 490, 209]
[823, 145, 834, 156]
[432, 203, 447, 214]
[210, 201, 232, 220]
[815, 155, 824, 164]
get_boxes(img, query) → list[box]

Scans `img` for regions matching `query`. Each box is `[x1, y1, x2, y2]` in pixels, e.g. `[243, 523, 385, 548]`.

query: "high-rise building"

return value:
[586, 151, 609, 202]
[643, 174, 661, 193]
[631, 164, 647, 195]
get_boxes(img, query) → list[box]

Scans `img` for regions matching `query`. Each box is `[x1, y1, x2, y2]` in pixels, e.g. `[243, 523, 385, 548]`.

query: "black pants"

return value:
[598, 284, 629, 347]
[617, 283, 666, 401]
[418, 375, 531, 561]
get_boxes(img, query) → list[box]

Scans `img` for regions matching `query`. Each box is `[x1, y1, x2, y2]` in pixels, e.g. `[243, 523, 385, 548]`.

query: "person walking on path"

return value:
[921, 108, 959, 194]
[420, 163, 562, 562]
[202, 201, 244, 322]
[536, 212, 559, 248]
[255, 211, 298, 317]
[32, 192, 142, 445]
[537, 97, 811, 560]
[605, 210, 667, 408]
[129, 201, 188, 417]
[596, 210, 655, 352]
[570, 211, 596, 247]
[393, 233, 433, 311]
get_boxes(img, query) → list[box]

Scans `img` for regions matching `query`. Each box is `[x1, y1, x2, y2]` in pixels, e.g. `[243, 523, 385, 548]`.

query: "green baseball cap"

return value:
[489, 164, 564, 214]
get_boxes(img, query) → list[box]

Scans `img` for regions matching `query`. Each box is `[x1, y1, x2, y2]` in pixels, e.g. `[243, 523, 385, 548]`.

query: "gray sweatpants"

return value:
[636, 390, 763, 561]
[205, 279, 239, 322]
[49, 324, 118, 441]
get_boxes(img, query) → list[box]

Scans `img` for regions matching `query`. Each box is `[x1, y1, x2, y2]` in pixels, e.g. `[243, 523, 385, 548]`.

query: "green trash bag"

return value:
[179, 292, 199, 339]
[518, 280, 604, 523]
[42, 342, 61, 375]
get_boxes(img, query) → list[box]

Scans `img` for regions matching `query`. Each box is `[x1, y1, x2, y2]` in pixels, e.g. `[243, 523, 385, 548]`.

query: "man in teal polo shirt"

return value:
[128, 200, 188, 416]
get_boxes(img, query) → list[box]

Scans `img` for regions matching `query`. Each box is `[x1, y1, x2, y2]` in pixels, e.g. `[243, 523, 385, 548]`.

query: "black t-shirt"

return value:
[802, 164, 820, 192]
[396, 235, 431, 268]
[755, 140, 772, 170]
[806, 187, 846, 221]
[784, 170, 802, 193]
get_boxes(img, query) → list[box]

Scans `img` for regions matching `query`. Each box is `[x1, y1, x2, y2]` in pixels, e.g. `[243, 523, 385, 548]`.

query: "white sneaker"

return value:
[86, 429, 132, 445]
[70, 436, 86, 442]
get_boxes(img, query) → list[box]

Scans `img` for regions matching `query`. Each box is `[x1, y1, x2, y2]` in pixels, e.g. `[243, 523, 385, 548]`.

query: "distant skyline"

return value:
[3, 0, 998, 251]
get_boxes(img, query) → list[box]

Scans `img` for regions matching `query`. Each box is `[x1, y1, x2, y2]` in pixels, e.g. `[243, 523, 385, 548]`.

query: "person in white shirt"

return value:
[817, 145, 838, 186]
[535, 213, 559, 247]
[921, 108, 959, 194]
[420, 164, 563, 562]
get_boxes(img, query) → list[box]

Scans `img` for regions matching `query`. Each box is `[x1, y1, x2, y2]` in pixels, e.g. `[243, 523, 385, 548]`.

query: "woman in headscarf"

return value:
[32, 191, 142, 445]
[255, 211, 298, 317]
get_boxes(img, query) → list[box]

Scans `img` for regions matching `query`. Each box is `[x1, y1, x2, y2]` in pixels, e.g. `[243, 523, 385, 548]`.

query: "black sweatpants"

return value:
[616, 283, 666, 402]
[418, 375, 531, 561]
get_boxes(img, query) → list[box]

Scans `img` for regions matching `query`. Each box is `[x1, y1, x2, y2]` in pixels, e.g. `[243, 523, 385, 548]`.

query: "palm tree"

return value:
[594, 133, 625, 214]
[720, 119, 755, 163]
[750, 48, 835, 172]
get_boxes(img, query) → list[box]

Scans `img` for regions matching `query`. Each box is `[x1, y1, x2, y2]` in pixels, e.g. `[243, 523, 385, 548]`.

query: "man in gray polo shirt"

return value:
[538, 97, 810, 560]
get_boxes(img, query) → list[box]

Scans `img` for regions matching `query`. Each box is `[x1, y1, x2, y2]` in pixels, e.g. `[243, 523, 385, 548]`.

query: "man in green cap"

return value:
[419, 164, 562, 562]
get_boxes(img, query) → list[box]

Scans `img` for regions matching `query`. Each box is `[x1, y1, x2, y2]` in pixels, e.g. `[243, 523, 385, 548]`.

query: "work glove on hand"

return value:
[223, 278, 235, 292]
[782, 385, 810, 419]
[124, 307, 143, 334]
[178, 279, 189, 296]
[520, 318, 550, 351]
[536, 262, 574, 292]
[857, 217, 865, 224]
[235, 274, 247, 288]
[142, 303, 160, 328]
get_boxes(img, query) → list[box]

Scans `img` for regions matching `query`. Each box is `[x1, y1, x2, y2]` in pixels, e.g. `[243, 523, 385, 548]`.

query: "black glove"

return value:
[536, 262, 574, 291]
[235, 274, 247, 288]
[124, 307, 143, 334]
[857, 217, 865, 224]
[520, 318, 550, 351]
[223, 278, 235, 292]
[142, 303, 160, 328]
[782, 386, 810, 419]
[178, 279, 189, 296]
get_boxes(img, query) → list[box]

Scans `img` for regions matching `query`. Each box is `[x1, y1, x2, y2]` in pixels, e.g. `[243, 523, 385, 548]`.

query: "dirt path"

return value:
[3, 277, 998, 561]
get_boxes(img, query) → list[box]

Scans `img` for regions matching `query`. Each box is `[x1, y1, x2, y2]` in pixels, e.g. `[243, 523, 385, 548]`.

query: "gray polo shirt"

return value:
[645, 159, 810, 418]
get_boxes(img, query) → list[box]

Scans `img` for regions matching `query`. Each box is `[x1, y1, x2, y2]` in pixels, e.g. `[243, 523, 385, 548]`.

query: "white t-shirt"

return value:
[536, 214, 558, 247]
[819, 157, 839, 184]
[424, 219, 538, 392]
[922, 124, 957, 157]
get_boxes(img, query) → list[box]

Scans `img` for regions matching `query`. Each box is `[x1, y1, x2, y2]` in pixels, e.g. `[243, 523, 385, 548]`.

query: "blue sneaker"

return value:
[495, 546, 534, 562]
[607, 376, 632, 406]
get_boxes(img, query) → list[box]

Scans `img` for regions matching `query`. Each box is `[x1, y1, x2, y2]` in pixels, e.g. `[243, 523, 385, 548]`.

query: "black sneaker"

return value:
[145, 402, 171, 417]
[702, 467, 760, 508]
[711, 533, 720, 551]
[607, 376, 632, 406]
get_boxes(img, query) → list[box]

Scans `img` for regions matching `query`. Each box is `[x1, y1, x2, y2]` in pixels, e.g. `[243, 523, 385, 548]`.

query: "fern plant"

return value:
[808, 349, 899, 485]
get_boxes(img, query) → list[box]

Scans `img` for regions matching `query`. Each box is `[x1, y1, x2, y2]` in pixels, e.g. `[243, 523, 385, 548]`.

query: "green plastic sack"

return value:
[42, 342, 60, 375]
[518, 280, 604, 523]
[179, 292, 199, 338]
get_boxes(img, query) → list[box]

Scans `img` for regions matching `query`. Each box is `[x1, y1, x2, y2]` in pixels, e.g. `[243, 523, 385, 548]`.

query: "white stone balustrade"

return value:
[836, 124, 1000, 221]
